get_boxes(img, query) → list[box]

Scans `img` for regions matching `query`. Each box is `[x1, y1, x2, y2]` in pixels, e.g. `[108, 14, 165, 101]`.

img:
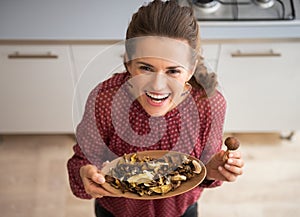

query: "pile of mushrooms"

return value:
[105, 153, 202, 196]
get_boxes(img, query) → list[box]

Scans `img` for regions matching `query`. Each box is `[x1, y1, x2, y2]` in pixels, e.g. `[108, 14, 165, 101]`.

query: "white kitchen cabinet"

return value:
[71, 43, 125, 124]
[217, 42, 300, 132]
[201, 44, 220, 72]
[1, 40, 298, 134]
[0, 45, 75, 133]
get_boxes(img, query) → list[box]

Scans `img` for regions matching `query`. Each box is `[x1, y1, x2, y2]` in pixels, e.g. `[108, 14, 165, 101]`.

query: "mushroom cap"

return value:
[224, 137, 240, 150]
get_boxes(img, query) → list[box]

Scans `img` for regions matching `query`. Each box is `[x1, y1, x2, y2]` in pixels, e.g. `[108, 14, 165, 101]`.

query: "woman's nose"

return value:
[150, 73, 167, 91]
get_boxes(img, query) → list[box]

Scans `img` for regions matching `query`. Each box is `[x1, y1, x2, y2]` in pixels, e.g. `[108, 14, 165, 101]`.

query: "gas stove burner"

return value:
[253, 0, 275, 9]
[179, 0, 296, 21]
[191, 0, 221, 13]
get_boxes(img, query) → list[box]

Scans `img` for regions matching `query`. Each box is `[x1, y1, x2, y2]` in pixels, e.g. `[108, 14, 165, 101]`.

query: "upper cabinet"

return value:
[217, 42, 300, 132]
[0, 45, 75, 133]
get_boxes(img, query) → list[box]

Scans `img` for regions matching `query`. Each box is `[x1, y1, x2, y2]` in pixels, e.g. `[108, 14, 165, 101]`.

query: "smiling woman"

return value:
[126, 53, 194, 116]
[67, 1, 244, 217]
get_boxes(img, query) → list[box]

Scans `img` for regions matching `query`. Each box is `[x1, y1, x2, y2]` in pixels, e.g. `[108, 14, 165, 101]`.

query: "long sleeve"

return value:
[67, 143, 92, 199]
[66, 84, 115, 199]
[67, 87, 99, 199]
[199, 90, 227, 188]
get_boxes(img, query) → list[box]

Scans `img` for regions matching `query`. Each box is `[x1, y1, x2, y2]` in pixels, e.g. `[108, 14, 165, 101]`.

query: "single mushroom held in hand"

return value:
[223, 137, 240, 162]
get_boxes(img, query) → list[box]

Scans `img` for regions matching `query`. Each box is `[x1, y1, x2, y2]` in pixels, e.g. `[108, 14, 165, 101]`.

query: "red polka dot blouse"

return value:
[67, 72, 226, 217]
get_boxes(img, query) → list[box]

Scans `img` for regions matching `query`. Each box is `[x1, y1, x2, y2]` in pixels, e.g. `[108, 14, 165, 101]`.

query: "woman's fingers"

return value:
[228, 151, 242, 159]
[80, 165, 106, 184]
[220, 154, 244, 180]
[217, 150, 244, 181]
[91, 172, 106, 184]
[224, 162, 243, 175]
[84, 177, 117, 198]
[218, 166, 237, 182]
[226, 151, 244, 171]
[80, 164, 119, 198]
[227, 157, 244, 168]
[80, 164, 97, 179]
[85, 182, 116, 198]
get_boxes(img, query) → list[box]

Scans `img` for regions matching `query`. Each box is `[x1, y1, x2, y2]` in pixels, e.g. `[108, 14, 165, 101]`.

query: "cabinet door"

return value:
[218, 42, 300, 132]
[201, 44, 220, 73]
[0, 45, 74, 133]
[71, 44, 125, 124]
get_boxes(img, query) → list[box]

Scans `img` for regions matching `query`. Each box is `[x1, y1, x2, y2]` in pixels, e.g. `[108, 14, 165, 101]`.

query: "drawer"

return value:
[0, 45, 75, 133]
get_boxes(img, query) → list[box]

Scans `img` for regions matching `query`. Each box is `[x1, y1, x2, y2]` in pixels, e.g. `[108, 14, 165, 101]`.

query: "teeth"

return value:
[146, 92, 169, 100]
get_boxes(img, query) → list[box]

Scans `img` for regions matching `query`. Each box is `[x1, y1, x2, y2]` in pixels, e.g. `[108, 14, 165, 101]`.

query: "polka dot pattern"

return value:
[67, 72, 226, 217]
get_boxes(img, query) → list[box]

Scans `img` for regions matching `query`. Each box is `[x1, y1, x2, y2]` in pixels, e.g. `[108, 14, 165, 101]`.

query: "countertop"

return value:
[0, 0, 300, 41]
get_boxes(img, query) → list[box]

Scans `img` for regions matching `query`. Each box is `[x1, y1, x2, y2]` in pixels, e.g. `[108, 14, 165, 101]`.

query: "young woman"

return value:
[67, 1, 244, 216]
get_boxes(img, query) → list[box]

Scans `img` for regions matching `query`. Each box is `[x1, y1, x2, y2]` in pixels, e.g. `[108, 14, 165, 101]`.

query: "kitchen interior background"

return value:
[0, 0, 300, 217]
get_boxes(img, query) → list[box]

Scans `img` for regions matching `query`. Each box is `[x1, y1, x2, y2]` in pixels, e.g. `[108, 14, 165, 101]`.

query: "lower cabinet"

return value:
[0, 45, 75, 133]
[217, 42, 300, 132]
[0, 41, 299, 133]
[71, 43, 125, 126]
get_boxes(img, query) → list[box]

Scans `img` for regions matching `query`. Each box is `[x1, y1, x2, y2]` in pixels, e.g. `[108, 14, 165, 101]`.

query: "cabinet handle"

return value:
[7, 52, 58, 59]
[231, 49, 281, 57]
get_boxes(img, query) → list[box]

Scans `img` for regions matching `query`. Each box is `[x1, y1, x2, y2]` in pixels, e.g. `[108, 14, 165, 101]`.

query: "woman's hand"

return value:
[205, 150, 244, 182]
[79, 164, 117, 198]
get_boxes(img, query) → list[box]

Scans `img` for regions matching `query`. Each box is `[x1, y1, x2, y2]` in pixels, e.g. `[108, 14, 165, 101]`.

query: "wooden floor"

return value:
[0, 132, 299, 217]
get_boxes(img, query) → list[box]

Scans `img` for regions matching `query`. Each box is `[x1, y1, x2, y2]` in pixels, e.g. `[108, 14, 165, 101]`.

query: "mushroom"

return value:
[150, 183, 173, 194]
[223, 136, 240, 162]
[171, 174, 187, 181]
[192, 160, 202, 174]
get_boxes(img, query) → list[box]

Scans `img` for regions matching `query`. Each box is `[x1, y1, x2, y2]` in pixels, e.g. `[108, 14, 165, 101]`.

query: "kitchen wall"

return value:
[0, 0, 300, 40]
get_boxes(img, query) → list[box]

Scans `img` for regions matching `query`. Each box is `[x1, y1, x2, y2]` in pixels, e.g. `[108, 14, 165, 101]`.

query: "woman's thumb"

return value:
[216, 150, 226, 161]
[92, 172, 106, 184]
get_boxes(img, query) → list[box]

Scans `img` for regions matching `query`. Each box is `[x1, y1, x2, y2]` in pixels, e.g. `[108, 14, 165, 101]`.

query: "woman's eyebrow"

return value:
[136, 61, 154, 67]
[166, 66, 184, 69]
[136, 61, 184, 69]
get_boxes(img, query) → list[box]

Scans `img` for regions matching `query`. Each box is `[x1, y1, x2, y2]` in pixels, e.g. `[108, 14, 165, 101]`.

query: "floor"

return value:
[199, 132, 300, 217]
[0, 132, 299, 217]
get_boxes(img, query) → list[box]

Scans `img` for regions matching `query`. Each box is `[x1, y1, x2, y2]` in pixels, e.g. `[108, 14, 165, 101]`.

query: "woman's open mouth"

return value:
[145, 92, 171, 106]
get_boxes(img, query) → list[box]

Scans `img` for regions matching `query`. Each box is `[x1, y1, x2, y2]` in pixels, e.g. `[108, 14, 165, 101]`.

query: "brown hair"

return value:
[125, 0, 217, 96]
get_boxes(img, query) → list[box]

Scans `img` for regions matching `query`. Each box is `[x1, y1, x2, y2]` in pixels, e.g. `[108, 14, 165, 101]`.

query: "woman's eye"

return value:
[167, 69, 180, 75]
[139, 66, 153, 72]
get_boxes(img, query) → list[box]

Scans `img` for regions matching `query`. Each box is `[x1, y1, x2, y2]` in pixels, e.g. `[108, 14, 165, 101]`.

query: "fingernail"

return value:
[225, 164, 230, 169]
[228, 159, 233, 164]
[98, 176, 105, 184]
[229, 153, 234, 158]
[218, 166, 223, 171]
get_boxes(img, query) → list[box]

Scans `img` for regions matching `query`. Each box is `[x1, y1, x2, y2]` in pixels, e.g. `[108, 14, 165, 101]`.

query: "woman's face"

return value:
[126, 57, 193, 116]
